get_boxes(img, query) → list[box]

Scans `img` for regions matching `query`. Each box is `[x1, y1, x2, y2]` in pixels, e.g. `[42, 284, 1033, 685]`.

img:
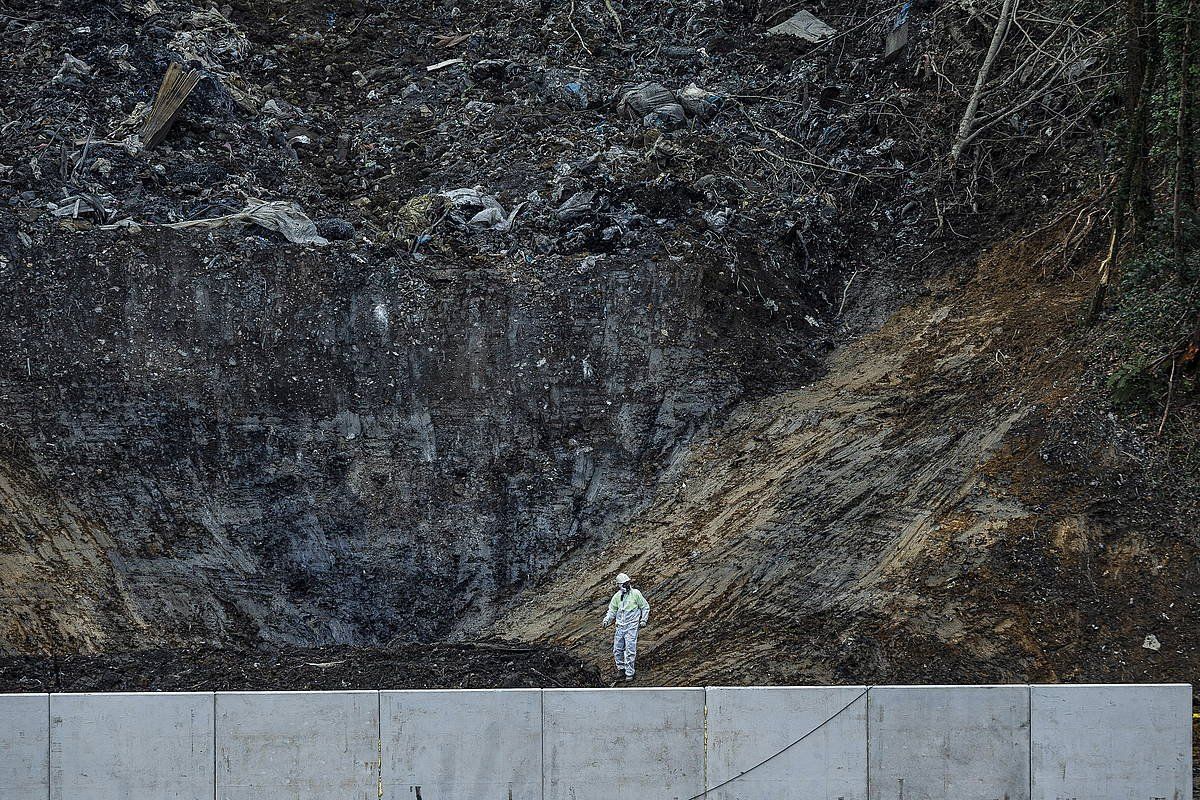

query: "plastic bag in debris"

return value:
[677, 83, 723, 118]
[767, 9, 837, 41]
[643, 103, 686, 128]
[169, 8, 250, 68]
[617, 82, 676, 119]
[440, 187, 523, 230]
[619, 82, 717, 127]
[51, 53, 92, 87]
[134, 198, 329, 245]
[556, 191, 599, 221]
[241, 199, 328, 244]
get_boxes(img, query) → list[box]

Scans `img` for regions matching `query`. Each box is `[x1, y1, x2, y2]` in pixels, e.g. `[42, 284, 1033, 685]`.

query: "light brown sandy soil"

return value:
[496, 227, 1200, 697]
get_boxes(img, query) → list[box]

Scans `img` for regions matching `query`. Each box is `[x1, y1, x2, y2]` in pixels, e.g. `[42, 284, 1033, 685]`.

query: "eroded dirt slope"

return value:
[498, 228, 1200, 689]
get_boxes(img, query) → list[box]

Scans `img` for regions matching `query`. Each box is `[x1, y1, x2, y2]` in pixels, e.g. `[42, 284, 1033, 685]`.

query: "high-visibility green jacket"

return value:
[603, 588, 650, 627]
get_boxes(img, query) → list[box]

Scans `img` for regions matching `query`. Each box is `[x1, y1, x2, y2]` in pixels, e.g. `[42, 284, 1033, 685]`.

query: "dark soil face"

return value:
[0, 0, 1140, 687]
[0, 642, 602, 692]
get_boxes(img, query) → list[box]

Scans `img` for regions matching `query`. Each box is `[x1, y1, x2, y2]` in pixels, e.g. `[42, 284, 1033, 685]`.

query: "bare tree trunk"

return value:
[950, 0, 1015, 164]
[1174, 0, 1197, 269]
[1130, 0, 1161, 231]
[1088, 0, 1157, 321]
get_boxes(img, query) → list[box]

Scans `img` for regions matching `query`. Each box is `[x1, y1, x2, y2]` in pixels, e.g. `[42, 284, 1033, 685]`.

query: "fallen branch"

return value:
[1157, 357, 1175, 437]
[566, 0, 593, 55]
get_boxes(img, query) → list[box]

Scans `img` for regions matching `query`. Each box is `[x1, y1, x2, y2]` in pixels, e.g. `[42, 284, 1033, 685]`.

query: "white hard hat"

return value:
[615, 572, 631, 584]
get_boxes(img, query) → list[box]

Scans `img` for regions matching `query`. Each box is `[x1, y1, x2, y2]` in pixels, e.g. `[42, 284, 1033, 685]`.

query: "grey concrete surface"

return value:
[543, 687, 705, 800]
[868, 685, 1031, 800]
[1031, 683, 1192, 800]
[2, 683, 1191, 799]
[48, 692, 214, 800]
[706, 686, 868, 800]
[381, 688, 541, 799]
[215, 690, 378, 800]
[0, 693, 48, 797]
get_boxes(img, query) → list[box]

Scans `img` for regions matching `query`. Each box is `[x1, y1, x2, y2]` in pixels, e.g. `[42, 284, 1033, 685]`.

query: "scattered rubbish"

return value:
[617, 82, 717, 127]
[1142, 634, 1162, 651]
[556, 191, 599, 221]
[261, 98, 293, 118]
[883, 2, 912, 62]
[866, 138, 897, 157]
[659, 45, 699, 60]
[433, 31, 473, 48]
[427, 58, 465, 72]
[178, 199, 329, 244]
[315, 218, 355, 241]
[395, 194, 436, 239]
[440, 187, 524, 231]
[168, 8, 250, 69]
[50, 53, 92, 87]
[48, 192, 117, 223]
[767, 10, 837, 42]
[141, 62, 204, 149]
[643, 103, 685, 128]
[677, 82, 722, 118]
[617, 82, 676, 118]
[702, 208, 733, 231]
[563, 80, 590, 108]
[103, 199, 329, 245]
[464, 100, 497, 114]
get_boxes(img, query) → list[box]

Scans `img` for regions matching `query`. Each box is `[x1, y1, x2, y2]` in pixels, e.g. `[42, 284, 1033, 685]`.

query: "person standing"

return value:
[602, 572, 650, 681]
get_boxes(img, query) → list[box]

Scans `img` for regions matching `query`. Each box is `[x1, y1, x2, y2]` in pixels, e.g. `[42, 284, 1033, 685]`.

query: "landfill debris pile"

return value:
[0, 0, 1122, 655]
[0, 641, 600, 691]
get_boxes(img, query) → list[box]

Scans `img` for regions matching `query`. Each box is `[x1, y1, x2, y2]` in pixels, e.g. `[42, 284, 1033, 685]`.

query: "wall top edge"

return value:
[48, 691, 216, 699]
[379, 688, 542, 694]
[1028, 683, 1193, 690]
[0, 682, 1190, 698]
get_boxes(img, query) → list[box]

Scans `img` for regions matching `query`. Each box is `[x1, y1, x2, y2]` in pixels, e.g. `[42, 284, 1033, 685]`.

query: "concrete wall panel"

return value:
[0, 693, 49, 798]
[1031, 683, 1192, 800]
[381, 688, 540, 799]
[543, 688, 704, 800]
[706, 686, 867, 800]
[215, 690, 378, 800]
[49, 692, 213, 800]
[4, 683, 1190, 800]
[868, 685, 1030, 800]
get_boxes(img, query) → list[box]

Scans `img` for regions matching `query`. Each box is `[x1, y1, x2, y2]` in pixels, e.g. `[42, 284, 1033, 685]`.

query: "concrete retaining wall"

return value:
[543, 687, 705, 800]
[1031, 684, 1192, 800]
[1, 684, 1190, 799]
[381, 688, 541, 800]
[215, 691, 379, 800]
[49, 692, 214, 800]
[0, 693, 48, 798]
[706, 685, 867, 800]
[868, 684, 1031, 800]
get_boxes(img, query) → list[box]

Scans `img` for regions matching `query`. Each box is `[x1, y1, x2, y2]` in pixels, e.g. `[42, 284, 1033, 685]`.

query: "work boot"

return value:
[624, 673, 635, 681]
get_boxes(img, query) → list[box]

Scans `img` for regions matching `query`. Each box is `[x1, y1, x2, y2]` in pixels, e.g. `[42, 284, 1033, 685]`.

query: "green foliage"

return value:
[1104, 244, 1199, 414]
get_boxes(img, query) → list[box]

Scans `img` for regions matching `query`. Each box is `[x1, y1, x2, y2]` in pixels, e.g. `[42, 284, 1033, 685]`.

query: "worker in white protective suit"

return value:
[602, 572, 650, 680]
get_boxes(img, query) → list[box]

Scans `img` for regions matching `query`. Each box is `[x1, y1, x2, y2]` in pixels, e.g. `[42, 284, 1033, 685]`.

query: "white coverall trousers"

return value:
[613, 622, 640, 677]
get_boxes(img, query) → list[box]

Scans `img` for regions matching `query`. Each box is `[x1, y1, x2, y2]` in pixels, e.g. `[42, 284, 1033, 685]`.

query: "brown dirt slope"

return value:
[496, 225, 1200, 694]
